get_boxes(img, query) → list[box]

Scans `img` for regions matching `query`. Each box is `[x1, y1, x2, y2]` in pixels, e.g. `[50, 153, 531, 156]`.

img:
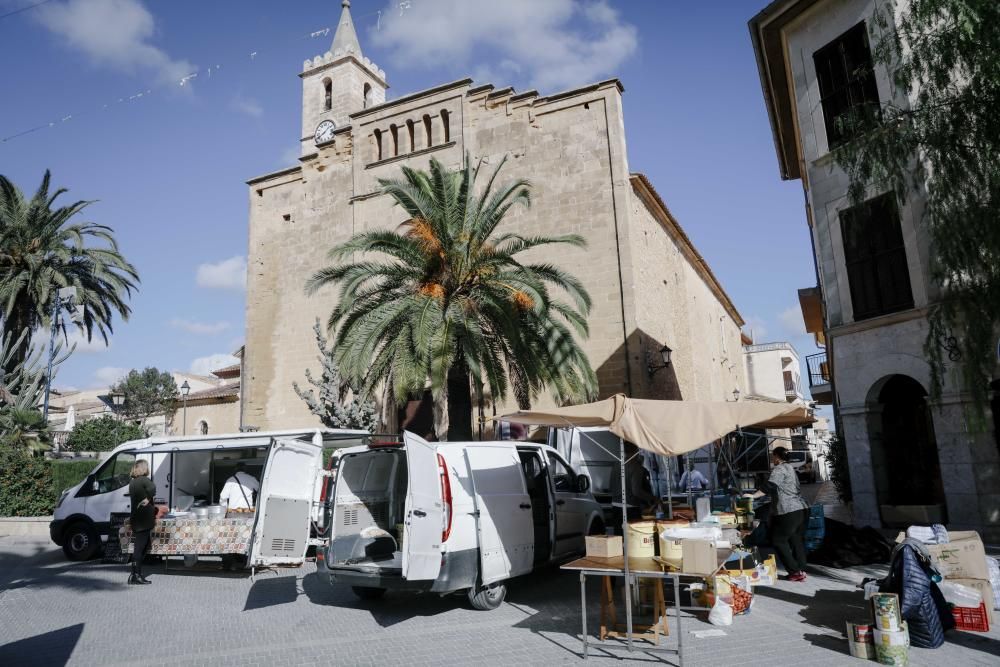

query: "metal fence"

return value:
[805, 352, 830, 387]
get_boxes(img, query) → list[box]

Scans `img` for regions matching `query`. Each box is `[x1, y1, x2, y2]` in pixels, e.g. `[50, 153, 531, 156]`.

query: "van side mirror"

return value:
[575, 474, 591, 494]
[90, 478, 99, 493]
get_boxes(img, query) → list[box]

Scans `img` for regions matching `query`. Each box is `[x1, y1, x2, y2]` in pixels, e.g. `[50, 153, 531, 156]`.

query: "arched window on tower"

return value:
[198, 420, 208, 436]
[440, 109, 451, 143]
[373, 129, 383, 161]
[406, 119, 416, 152]
[423, 114, 433, 147]
[323, 78, 332, 111]
[363, 83, 372, 109]
[390, 124, 399, 156]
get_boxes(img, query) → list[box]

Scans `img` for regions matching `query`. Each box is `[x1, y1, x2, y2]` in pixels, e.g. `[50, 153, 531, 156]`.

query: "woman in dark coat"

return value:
[128, 459, 156, 585]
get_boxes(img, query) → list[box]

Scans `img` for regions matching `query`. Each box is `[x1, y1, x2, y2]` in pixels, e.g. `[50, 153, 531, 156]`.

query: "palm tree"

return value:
[0, 171, 139, 368]
[307, 155, 597, 440]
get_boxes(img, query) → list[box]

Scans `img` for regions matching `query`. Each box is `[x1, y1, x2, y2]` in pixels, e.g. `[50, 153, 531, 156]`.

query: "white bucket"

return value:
[626, 521, 658, 558]
[659, 533, 683, 561]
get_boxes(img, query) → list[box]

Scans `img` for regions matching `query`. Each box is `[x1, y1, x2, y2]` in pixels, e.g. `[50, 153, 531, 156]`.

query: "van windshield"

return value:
[785, 451, 807, 463]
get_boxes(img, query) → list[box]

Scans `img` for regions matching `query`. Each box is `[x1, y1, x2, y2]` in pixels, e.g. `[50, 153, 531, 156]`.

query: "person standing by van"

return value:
[128, 460, 156, 585]
[762, 447, 810, 581]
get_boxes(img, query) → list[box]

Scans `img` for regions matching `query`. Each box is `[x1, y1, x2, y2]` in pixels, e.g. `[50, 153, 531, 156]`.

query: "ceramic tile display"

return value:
[121, 516, 254, 555]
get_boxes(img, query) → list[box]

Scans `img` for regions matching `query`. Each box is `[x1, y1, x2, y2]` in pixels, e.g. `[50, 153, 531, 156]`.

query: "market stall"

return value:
[499, 394, 814, 661]
[120, 514, 254, 557]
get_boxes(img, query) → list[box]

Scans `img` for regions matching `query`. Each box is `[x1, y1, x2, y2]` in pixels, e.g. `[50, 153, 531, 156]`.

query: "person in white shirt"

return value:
[678, 467, 709, 492]
[219, 463, 259, 510]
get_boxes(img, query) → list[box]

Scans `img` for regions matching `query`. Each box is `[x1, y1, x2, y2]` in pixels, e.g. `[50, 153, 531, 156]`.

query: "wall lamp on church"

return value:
[647, 344, 673, 377]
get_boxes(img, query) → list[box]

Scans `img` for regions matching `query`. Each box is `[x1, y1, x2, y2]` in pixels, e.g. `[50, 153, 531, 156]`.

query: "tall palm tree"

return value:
[0, 171, 139, 367]
[307, 155, 598, 440]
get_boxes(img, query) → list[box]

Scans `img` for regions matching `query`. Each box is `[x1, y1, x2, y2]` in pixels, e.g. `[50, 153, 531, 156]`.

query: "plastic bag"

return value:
[708, 596, 733, 626]
[939, 581, 983, 608]
[987, 556, 1000, 610]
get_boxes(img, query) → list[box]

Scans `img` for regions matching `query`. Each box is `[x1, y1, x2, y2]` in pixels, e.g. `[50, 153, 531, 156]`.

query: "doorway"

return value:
[871, 374, 947, 521]
[518, 449, 552, 566]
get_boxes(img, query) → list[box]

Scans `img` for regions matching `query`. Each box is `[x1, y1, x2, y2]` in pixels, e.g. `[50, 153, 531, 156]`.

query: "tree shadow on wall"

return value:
[595, 329, 683, 400]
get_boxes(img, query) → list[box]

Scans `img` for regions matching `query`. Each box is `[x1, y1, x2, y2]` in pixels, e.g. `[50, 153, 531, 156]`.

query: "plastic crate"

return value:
[952, 603, 990, 632]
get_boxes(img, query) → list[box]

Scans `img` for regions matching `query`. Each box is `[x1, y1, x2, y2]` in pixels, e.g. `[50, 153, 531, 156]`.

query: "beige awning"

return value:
[498, 394, 814, 457]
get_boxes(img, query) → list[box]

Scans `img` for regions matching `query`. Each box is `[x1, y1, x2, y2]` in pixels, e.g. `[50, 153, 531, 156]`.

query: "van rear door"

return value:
[402, 432, 443, 580]
[464, 444, 534, 584]
[248, 433, 324, 567]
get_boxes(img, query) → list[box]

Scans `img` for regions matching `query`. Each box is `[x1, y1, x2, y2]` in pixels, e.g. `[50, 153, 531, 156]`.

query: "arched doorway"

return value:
[869, 375, 947, 523]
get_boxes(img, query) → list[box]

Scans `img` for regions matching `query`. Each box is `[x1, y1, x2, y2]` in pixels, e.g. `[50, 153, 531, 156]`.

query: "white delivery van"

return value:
[50, 428, 368, 561]
[252, 431, 605, 610]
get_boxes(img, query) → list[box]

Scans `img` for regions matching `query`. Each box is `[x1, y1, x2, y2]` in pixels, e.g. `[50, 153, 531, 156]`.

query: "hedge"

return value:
[51, 459, 99, 497]
[65, 415, 146, 452]
[0, 455, 101, 517]
[0, 449, 55, 516]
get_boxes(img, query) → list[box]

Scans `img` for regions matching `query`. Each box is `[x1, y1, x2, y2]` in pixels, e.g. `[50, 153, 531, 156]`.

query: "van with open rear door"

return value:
[292, 431, 604, 610]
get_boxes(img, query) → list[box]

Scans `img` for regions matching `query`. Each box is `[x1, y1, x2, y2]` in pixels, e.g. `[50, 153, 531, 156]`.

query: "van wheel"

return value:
[351, 586, 386, 600]
[468, 582, 506, 610]
[62, 522, 99, 561]
[588, 519, 606, 535]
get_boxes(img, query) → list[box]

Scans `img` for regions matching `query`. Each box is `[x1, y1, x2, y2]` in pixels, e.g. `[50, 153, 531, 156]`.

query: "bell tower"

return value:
[300, 1, 387, 154]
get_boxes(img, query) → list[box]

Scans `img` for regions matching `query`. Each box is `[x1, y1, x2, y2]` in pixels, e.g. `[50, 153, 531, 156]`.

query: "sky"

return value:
[0, 0, 822, 399]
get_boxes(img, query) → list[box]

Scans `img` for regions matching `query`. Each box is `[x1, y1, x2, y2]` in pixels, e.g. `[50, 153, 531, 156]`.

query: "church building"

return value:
[243, 1, 747, 432]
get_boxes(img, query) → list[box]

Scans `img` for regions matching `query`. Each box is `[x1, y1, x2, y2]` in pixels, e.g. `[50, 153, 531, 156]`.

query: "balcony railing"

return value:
[806, 352, 831, 388]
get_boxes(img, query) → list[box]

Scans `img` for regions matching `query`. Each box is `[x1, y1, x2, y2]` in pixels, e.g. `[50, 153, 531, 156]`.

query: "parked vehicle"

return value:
[50, 428, 367, 561]
[251, 431, 605, 610]
[786, 450, 817, 484]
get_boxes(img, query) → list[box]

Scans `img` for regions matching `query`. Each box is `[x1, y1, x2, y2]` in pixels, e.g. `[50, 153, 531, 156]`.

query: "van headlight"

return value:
[55, 489, 70, 509]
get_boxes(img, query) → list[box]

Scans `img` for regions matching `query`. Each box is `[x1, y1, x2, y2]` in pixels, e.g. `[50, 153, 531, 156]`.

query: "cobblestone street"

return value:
[1, 534, 998, 666]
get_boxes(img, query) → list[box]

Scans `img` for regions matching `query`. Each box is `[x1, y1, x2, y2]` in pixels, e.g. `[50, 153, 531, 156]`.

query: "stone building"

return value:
[243, 1, 747, 435]
[750, 0, 1000, 539]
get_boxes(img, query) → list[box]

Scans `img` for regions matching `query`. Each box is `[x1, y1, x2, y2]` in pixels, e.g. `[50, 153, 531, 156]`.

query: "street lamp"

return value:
[647, 344, 673, 376]
[180, 381, 191, 435]
[109, 391, 125, 446]
[42, 286, 78, 421]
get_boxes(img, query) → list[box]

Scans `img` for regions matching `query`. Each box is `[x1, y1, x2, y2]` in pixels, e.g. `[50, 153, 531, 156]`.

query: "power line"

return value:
[0, 0, 55, 21]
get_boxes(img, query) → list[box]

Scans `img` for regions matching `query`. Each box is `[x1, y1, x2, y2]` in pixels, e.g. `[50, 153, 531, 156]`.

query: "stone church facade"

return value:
[243, 1, 747, 432]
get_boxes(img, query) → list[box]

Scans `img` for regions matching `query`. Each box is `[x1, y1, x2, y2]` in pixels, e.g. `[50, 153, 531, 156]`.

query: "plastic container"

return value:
[659, 533, 683, 561]
[952, 603, 990, 632]
[626, 521, 658, 558]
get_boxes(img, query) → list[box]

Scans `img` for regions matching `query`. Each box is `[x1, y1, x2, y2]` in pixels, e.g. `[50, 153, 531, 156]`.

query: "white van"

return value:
[50, 428, 368, 560]
[249, 431, 605, 610]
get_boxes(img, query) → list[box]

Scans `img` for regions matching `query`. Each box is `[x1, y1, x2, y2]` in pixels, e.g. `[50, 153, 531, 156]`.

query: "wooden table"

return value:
[561, 551, 731, 664]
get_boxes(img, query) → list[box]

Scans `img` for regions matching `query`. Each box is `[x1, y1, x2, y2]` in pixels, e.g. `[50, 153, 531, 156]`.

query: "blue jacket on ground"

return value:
[881, 538, 954, 648]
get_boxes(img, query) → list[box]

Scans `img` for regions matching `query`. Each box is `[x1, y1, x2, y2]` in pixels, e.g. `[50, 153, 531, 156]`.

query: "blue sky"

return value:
[0, 0, 820, 394]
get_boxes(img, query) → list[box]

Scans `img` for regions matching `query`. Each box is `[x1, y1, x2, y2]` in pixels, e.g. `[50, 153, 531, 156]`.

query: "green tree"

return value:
[0, 170, 139, 368]
[307, 155, 597, 440]
[110, 367, 178, 429]
[65, 415, 146, 452]
[834, 1, 1000, 412]
[293, 320, 379, 431]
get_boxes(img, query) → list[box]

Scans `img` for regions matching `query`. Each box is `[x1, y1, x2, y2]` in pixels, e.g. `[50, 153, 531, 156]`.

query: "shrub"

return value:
[826, 434, 853, 504]
[0, 449, 55, 516]
[65, 416, 146, 452]
[51, 459, 99, 496]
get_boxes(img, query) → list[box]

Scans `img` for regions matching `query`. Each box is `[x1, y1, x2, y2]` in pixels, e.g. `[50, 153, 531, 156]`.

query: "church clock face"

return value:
[314, 120, 336, 145]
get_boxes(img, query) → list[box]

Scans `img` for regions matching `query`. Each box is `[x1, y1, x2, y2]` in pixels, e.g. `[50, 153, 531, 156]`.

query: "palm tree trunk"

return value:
[446, 359, 473, 441]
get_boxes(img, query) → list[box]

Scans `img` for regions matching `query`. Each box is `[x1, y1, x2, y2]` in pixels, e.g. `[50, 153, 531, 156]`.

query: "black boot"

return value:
[128, 563, 140, 585]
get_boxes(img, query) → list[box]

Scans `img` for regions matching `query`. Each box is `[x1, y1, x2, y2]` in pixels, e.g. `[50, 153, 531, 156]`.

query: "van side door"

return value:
[546, 451, 587, 558]
[248, 434, 323, 567]
[464, 444, 534, 583]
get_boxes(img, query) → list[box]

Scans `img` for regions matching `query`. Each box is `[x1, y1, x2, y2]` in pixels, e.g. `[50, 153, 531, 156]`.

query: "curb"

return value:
[0, 516, 52, 537]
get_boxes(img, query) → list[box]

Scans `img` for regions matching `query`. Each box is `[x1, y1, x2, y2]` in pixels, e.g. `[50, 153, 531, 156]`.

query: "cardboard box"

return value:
[950, 578, 995, 626]
[585, 535, 623, 559]
[894, 531, 989, 580]
[681, 539, 718, 575]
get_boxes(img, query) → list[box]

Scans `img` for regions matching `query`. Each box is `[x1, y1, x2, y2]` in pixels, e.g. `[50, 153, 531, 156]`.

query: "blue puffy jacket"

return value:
[881, 538, 955, 648]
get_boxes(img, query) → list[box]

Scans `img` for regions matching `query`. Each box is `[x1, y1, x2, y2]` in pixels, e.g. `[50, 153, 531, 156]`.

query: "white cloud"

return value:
[231, 94, 263, 118]
[190, 353, 238, 377]
[94, 366, 127, 387]
[169, 318, 230, 335]
[778, 306, 806, 336]
[743, 316, 769, 344]
[35, 0, 193, 86]
[372, 0, 638, 91]
[196, 256, 246, 291]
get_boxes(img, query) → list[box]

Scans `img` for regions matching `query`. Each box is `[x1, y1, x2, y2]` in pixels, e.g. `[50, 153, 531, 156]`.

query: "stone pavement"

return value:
[1, 536, 998, 666]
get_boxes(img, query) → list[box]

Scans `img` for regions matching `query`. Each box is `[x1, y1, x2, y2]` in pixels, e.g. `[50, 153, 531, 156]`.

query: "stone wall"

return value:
[171, 399, 240, 437]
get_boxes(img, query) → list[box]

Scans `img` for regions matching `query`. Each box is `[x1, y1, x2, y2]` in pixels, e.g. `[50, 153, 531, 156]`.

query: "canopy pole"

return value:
[618, 435, 633, 651]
